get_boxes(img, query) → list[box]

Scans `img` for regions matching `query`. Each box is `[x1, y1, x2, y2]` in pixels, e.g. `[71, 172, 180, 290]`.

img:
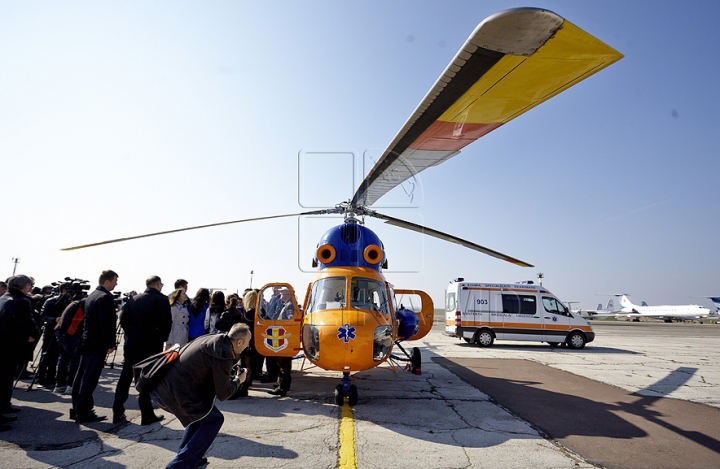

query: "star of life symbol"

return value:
[337, 324, 356, 343]
[262, 326, 290, 352]
[552, 316, 557, 322]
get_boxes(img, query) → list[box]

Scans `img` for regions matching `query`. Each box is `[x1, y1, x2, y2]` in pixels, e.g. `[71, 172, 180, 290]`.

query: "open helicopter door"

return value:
[254, 283, 303, 358]
[393, 289, 434, 340]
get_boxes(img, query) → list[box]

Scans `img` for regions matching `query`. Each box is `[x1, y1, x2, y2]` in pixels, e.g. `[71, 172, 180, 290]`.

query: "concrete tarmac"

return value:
[1, 321, 718, 468]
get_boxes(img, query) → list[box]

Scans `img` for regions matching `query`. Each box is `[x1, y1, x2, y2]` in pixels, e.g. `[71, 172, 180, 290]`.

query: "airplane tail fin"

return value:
[641, 301, 649, 307]
[606, 299, 615, 311]
[709, 297, 720, 313]
[618, 294, 634, 309]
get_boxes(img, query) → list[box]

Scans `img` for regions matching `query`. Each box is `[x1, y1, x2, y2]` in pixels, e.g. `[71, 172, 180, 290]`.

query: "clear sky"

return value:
[1, 0, 718, 311]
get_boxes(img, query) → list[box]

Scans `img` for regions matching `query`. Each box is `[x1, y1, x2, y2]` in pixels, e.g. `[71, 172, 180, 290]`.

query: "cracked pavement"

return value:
[1, 321, 717, 468]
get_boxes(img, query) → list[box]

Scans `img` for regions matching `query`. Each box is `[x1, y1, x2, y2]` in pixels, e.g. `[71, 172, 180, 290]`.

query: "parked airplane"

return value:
[702, 297, 720, 322]
[616, 295, 711, 322]
[574, 299, 618, 320]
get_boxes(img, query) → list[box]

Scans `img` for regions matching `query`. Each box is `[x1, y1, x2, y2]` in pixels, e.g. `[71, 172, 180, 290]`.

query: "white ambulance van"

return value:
[444, 279, 594, 349]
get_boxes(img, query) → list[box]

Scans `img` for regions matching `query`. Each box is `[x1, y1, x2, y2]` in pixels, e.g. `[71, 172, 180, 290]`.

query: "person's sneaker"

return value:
[112, 413, 127, 424]
[140, 414, 164, 426]
[196, 457, 208, 467]
[75, 412, 107, 424]
[64, 386, 73, 395]
[52, 385, 67, 394]
[69, 409, 76, 420]
[267, 388, 287, 397]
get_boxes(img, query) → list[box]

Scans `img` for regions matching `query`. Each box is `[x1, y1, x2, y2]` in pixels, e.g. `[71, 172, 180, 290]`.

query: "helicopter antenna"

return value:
[11, 257, 20, 276]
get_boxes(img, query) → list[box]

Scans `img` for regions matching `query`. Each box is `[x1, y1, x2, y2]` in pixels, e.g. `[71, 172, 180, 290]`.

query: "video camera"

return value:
[113, 291, 135, 306]
[51, 277, 91, 300]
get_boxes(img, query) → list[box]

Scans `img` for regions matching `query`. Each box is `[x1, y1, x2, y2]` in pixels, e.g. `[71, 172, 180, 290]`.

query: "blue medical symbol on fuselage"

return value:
[552, 316, 557, 322]
[337, 324, 356, 343]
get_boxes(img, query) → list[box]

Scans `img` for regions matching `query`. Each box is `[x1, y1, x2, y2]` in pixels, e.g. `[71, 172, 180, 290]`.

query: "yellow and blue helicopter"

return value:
[64, 8, 622, 406]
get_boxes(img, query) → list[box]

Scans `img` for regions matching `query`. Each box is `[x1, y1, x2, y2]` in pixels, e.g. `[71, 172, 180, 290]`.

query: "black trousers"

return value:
[276, 357, 292, 392]
[113, 348, 156, 419]
[0, 359, 18, 409]
[72, 353, 105, 417]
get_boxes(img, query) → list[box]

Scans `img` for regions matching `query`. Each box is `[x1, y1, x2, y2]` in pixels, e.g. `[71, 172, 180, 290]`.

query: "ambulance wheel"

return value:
[348, 385, 358, 406]
[566, 332, 586, 350]
[334, 384, 345, 406]
[411, 347, 421, 374]
[476, 330, 494, 347]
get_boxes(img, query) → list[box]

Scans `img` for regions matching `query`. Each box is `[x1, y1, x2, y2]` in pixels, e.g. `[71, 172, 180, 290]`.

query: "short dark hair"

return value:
[99, 270, 118, 284]
[8, 275, 33, 290]
[174, 279, 188, 289]
[146, 275, 162, 287]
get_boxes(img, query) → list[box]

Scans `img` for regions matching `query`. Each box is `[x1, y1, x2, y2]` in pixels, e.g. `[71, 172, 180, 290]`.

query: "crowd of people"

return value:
[0, 271, 296, 468]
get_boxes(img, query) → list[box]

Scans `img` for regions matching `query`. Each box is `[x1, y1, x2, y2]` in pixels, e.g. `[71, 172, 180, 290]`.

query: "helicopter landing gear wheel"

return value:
[411, 347, 421, 375]
[348, 385, 358, 406]
[334, 384, 345, 406]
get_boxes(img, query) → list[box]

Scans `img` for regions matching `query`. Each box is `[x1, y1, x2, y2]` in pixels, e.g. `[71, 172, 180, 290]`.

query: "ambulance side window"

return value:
[542, 297, 569, 316]
[502, 294, 536, 314]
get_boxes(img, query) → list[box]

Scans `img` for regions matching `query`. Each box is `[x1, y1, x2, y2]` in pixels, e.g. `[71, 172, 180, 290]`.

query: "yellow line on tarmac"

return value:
[338, 404, 357, 468]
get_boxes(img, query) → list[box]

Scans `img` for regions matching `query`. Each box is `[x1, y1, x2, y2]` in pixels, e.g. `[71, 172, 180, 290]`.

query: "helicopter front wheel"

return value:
[410, 347, 421, 375]
[334, 373, 359, 406]
[334, 384, 344, 406]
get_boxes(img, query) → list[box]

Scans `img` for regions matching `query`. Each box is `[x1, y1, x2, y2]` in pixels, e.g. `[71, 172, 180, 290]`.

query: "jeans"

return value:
[166, 405, 224, 469]
[55, 332, 80, 388]
[72, 354, 105, 416]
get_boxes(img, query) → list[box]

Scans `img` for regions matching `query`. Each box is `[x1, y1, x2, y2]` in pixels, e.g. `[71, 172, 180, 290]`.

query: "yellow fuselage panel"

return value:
[304, 266, 394, 372]
[305, 310, 391, 371]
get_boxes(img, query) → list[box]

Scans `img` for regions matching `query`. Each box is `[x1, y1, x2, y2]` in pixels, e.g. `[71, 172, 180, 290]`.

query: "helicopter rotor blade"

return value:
[351, 8, 622, 208]
[61, 210, 333, 251]
[369, 211, 533, 268]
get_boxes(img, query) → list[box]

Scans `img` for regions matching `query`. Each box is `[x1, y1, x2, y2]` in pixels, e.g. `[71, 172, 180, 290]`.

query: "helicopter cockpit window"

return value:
[542, 297, 569, 316]
[306, 277, 346, 313]
[350, 277, 389, 315]
[260, 285, 297, 320]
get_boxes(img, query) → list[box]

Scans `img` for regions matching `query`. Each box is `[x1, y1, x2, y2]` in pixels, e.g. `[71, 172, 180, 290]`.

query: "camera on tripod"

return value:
[113, 291, 134, 306]
[51, 277, 91, 300]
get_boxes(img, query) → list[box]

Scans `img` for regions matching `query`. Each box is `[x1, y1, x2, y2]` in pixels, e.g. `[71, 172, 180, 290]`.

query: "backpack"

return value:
[133, 344, 181, 394]
[55, 300, 85, 336]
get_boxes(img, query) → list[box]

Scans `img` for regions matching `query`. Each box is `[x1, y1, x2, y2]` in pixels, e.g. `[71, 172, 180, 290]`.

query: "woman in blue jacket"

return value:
[188, 288, 209, 341]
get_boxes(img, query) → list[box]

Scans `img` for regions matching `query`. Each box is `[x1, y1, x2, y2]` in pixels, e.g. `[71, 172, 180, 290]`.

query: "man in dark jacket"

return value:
[154, 323, 250, 468]
[36, 282, 70, 389]
[112, 275, 172, 424]
[0, 275, 39, 431]
[72, 270, 118, 423]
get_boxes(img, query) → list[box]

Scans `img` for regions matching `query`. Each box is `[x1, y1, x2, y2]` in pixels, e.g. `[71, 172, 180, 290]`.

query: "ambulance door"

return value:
[254, 283, 303, 358]
[500, 292, 542, 342]
[540, 296, 572, 344]
[487, 291, 504, 339]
